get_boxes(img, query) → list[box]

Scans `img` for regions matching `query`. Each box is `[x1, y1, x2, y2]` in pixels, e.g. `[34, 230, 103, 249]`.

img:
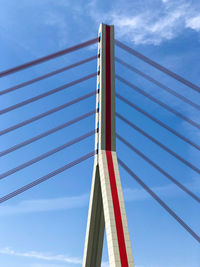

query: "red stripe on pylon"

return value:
[105, 25, 128, 264]
[106, 151, 129, 267]
[105, 25, 111, 150]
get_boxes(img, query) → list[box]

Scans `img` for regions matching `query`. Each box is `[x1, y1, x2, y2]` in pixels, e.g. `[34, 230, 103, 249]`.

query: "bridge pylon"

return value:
[83, 23, 134, 267]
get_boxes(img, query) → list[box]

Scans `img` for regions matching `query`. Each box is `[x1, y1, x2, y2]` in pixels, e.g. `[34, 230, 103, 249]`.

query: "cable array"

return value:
[0, 55, 96, 95]
[0, 151, 96, 204]
[117, 112, 200, 175]
[0, 109, 97, 157]
[115, 40, 200, 93]
[116, 93, 200, 151]
[1, 33, 199, 247]
[118, 159, 200, 243]
[115, 40, 200, 244]
[0, 90, 97, 136]
[0, 37, 98, 205]
[0, 72, 96, 114]
[0, 130, 96, 181]
[0, 38, 98, 77]
[116, 75, 200, 130]
[116, 57, 200, 111]
[117, 134, 200, 203]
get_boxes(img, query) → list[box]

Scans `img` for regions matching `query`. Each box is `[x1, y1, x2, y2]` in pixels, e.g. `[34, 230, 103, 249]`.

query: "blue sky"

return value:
[0, 0, 200, 266]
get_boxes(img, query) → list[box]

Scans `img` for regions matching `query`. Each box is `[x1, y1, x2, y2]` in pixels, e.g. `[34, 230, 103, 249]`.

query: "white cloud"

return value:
[30, 264, 65, 267]
[1, 178, 198, 217]
[0, 246, 161, 267]
[123, 183, 185, 202]
[0, 194, 89, 216]
[109, 9, 185, 45]
[186, 16, 200, 31]
[0, 186, 168, 216]
[0, 247, 82, 265]
[44, 11, 69, 47]
[1, 0, 200, 51]
[101, 262, 109, 267]
[88, 0, 200, 45]
[0, 247, 109, 267]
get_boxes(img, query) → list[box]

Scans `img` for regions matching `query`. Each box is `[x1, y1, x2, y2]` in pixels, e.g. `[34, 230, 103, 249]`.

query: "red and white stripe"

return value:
[98, 24, 134, 266]
[83, 23, 134, 267]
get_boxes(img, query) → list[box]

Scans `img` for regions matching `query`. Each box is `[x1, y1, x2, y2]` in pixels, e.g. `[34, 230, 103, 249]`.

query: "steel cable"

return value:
[118, 158, 200, 243]
[0, 55, 97, 95]
[116, 113, 200, 175]
[0, 110, 97, 157]
[116, 75, 200, 130]
[0, 38, 98, 78]
[116, 93, 200, 151]
[117, 133, 200, 203]
[0, 151, 96, 204]
[116, 57, 200, 111]
[115, 40, 200, 93]
[0, 90, 97, 136]
[0, 72, 96, 114]
[0, 130, 96, 180]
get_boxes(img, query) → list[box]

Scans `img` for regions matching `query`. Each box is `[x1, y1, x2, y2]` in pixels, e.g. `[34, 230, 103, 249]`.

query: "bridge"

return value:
[0, 23, 199, 266]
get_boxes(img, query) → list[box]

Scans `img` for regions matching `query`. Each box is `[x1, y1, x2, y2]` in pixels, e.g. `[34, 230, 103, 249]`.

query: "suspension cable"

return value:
[0, 38, 98, 78]
[0, 90, 97, 136]
[118, 158, 200, 243]
[0, 73, 96, 115]
[116, 57, 200, 111]
[116, 113, 200, 175]
[115, 40, 200, 93]
[0, 109, 97, 157]
[117, 133, 200, 203]
[0, 55, 97, 95]
[0, 130, 96, 181]
[116, 75, 200, 130]
[116, 93, 200, 151]
[0, 151, 96, 204]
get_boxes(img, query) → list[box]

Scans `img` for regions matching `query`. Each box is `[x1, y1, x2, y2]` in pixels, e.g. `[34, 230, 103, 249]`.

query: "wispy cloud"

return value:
[107, 9, 186, 45]
[0, 179, 198, 216]
[101, 262, 109, 267]
[123, 178, 200, 202]
[88, 0, 200, 45]
[30, 264, 66, 267]
[0, 247, 82, 265]
[123, 184, 177, 202]
[0, 247, 109, 267]
[0, 193, 89, 216]
[1, 0, 200, 52]
[186, 15, 200, 31]
[44, 11, 69, 47]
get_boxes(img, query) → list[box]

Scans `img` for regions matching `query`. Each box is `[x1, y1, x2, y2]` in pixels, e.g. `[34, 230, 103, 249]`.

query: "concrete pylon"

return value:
[83, 23, 134, 267]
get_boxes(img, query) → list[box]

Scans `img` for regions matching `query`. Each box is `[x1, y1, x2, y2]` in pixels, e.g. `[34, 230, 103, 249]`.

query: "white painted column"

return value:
[83, 23, 134, 267]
